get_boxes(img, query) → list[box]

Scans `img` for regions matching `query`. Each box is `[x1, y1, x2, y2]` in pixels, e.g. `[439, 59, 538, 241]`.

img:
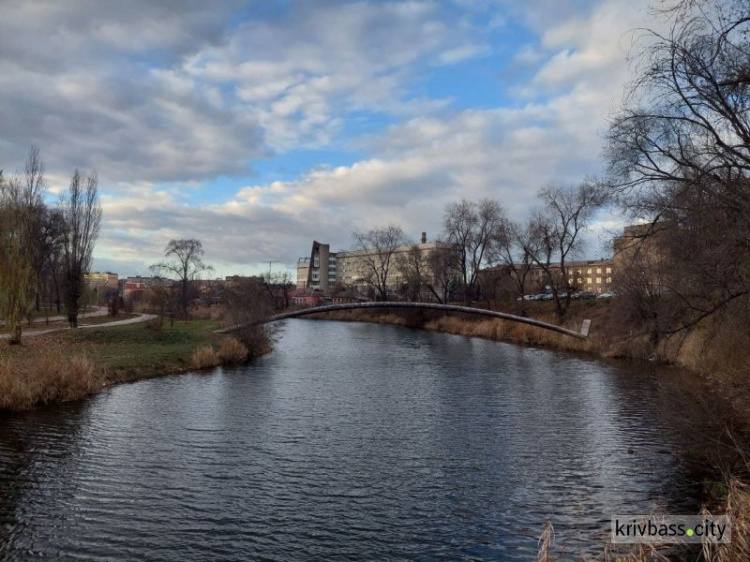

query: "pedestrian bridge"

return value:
[216, 302, 591, 340]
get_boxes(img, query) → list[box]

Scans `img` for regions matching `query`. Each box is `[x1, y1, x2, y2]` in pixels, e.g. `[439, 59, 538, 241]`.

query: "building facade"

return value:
[296, 233, 455, 294]
[480, 258, 615, 298]
[85, 271, 119, 289]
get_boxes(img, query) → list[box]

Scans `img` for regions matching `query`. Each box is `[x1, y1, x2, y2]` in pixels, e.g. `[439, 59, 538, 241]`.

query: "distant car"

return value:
[542, 294, 555, 301]
[597, 292, 615, 299]
[570, 291, 583, 300]
[523, 295, 537, 301]
[580, 292, 598, 300]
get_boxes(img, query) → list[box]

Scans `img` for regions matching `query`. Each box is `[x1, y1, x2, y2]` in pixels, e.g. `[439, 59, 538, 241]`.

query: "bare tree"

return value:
[424, 244, 460, 304]
[395, 245, 430, 301]
[352, 225, 408, 301]
[487, 218, 537, 316]
[222, 276, 277, 356]
[151, 239, 213, 317]
[521, 182, 606, 322]
[443, 198, 505, 303]
[606, 0, 750, 331]
[60, 169, 102, 328]
[39, 208, 67, 315]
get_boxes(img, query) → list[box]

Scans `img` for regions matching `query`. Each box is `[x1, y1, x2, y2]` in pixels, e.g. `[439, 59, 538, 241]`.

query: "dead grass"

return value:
[217, 337, 248, 363]
[191, 345, 220, 370]
[701, 480, 750, 562]
[0, 354, 99, 411]
[313, 307, 601, 355]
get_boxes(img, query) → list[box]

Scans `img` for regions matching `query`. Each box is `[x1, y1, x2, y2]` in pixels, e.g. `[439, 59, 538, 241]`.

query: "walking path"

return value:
[0, 306, 109, 327]
[0, 312, 157, 340]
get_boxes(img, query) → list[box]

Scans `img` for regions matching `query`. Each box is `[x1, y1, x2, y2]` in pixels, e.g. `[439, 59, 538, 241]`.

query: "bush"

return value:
[191, 345, 219, 370]
[217, 337, 248, 364]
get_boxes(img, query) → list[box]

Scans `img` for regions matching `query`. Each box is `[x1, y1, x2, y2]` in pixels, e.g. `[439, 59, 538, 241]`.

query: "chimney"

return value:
[421, 232, 427, 244]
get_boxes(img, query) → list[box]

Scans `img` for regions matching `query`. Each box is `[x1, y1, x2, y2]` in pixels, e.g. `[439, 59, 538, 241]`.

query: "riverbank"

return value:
[308, 300, 750, 422]
[0, 318, 269, 412]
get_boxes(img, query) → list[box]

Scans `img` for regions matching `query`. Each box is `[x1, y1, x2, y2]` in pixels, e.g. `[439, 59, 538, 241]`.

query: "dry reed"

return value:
[0, 354, 99, 411]
[191, 345, 220, 369]
[536, 520, 554, 562]
[701, 480, 750, 562]
[217, 337, 248, 364]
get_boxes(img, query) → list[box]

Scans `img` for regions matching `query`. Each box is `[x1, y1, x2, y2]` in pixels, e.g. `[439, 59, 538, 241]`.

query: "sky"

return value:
[0, 0, 655, 279]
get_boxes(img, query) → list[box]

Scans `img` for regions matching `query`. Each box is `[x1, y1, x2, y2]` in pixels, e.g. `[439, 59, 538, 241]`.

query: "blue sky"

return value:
[0, 0, 653, 278]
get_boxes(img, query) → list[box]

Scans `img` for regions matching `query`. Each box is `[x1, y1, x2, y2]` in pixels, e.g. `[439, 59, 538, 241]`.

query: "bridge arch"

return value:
[216, 302, 591, 340]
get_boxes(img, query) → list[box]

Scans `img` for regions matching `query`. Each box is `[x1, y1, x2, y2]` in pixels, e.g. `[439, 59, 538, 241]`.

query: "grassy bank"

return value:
[0, 318, 269, 412]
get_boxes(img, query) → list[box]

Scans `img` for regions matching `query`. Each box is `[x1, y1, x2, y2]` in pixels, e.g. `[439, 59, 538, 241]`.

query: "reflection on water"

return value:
[0, 320, 698, 561]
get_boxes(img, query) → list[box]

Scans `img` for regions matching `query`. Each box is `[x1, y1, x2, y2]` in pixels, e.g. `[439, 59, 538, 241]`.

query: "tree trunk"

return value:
[9, 324, 22, 345]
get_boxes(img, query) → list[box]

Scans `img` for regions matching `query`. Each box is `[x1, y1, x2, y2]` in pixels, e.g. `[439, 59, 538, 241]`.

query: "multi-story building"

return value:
[612, 223, 671, 294]
[480, 258, 615, 298]
[296, 233, 456, 294]
[85, 271, 119, 289]
[564, 259, 614, 294]
[296, 259, 310, 289]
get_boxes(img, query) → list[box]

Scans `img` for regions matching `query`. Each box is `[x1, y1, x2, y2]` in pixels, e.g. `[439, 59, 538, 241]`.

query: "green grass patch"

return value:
[61, 319, 222, 382]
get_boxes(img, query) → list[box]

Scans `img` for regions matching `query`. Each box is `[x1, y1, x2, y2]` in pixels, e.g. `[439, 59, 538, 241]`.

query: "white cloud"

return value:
[1, 0, 660, 277]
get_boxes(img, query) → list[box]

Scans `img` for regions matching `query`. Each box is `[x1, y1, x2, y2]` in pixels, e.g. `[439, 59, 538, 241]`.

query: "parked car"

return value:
[596, 292, 615, 299]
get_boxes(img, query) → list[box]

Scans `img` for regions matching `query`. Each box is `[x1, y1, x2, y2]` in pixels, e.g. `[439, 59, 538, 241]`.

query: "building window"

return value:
[596, 277, 602, 283]
[596, 268, 602, 274]
[587, 268, 592, 274]
[606, 267, 612, 274]
[587, 277, 592, 284]
[606, 277, 612, 283]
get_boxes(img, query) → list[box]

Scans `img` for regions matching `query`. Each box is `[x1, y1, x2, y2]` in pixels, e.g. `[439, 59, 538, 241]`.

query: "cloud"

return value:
[0, 0, 657, 276]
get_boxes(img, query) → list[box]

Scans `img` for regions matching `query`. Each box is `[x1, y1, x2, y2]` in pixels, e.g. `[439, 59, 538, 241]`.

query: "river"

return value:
[0, 319, 699, 560]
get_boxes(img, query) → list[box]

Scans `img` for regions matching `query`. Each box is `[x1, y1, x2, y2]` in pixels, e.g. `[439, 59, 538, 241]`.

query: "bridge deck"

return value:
[216, 302, 591, 340]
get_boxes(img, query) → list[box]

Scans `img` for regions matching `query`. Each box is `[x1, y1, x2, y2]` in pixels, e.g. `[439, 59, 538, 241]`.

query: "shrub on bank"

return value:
[0, 354, 99, 411]
[191, 345, 219, 370]
[217, 337, 248, 363]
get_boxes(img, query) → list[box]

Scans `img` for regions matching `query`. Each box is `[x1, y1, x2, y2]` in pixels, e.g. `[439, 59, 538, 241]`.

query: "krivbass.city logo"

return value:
[612, 515, 731, 544]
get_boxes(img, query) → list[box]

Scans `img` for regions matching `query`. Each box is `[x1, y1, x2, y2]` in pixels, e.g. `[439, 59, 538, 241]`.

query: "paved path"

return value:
[0, 306, 109, 327]
[0, 313, 157, 340]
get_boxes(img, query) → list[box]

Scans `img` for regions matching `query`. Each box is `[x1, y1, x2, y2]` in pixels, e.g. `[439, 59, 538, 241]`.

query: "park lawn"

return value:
[65, 319, 224, 383]
[0, 318, 224, 386]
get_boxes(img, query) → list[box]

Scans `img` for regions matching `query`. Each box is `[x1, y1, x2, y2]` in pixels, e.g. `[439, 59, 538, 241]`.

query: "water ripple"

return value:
[0, 320, 698, 561]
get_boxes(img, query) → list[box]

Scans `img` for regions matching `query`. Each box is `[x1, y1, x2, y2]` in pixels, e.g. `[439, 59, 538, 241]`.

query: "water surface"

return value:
[0, 320, 698, 560]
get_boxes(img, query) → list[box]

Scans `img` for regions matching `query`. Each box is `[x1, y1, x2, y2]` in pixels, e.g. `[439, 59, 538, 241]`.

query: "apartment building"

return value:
[296, 233, 455, 293]
[481, 258, 614, 297]
[84, 271, 119, 289]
